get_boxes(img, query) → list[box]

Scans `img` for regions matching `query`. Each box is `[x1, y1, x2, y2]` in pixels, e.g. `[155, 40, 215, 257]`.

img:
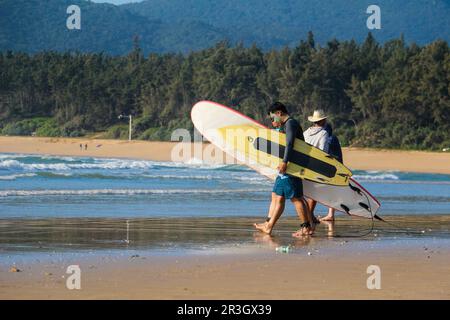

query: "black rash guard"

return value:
[282, 117, 304, 163]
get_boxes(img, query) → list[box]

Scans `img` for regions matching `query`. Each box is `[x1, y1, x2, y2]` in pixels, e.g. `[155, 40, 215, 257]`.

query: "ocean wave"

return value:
[0, 155, 248, 172]
[352, 170, 450, 183]
[0, 159, 156, 171]
[379, 195, 450, 202]
[161, 158, 247, 171]
[2, 153, 447, 185]
[182, 157, 228, 169]
[353, 173, 400, 181]
[143, 173, 267, 181]
[24, 172, 269, 185]
[0, 173, 37, 180]
[0, 188, 268, 197]
[33, 172, 221, 180]
[0, 154, 79, 162]
[357, 180, 450, 185]
[0, 154, 30, 160]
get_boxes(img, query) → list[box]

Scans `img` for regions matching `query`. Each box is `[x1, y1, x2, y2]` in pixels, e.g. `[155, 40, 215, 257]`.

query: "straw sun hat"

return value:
[308, 110, 327, 122]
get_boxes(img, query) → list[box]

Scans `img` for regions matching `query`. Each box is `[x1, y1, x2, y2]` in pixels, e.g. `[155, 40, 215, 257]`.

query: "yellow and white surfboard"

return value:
[192, 101, 352, 186]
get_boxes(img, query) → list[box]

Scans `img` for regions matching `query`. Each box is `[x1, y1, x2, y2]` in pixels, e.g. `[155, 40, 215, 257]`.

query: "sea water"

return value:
[0, 153, 450, 259]
[1, 153, 450, 218]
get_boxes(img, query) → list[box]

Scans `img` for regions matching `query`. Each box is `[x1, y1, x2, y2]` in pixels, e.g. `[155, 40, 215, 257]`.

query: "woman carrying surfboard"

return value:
[253, 102, 314, 236]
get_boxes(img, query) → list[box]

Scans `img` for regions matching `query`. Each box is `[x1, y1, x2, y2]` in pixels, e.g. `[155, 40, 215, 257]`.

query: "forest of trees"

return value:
[0, 33, 449, 150]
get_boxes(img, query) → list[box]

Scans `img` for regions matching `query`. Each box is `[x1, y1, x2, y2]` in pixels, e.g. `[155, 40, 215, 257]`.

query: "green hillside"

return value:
[0, 0, 448, 54]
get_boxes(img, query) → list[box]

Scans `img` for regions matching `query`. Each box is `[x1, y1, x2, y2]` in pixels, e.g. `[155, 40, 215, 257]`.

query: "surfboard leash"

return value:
[359, 191, 425, 236]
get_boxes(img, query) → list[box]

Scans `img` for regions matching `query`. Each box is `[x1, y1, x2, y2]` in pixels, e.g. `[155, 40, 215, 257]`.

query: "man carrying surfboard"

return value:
[254, 102, 314, 236]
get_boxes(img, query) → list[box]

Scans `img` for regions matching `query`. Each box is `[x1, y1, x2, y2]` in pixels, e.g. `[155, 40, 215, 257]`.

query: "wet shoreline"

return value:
[1, 215, 449, 257]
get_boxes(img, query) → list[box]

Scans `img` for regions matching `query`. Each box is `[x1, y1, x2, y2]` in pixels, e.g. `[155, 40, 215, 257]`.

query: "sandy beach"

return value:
[1, 216, 450, 300]
[1, 136, 450, 174]
[1, 137, 450, 300]
[1, 240, 449, 300]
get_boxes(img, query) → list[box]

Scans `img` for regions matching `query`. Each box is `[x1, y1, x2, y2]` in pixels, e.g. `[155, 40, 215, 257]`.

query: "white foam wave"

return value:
[0, 154, 77, 161]
[142, 173, 267, 182]
[0, 173, 37, 180]
[0, 154, 33, 160]
[0, 188, 268, 197]
[142, 174, 215, 180]
[0, 156, 243, 172]
[0, 159, 156, 171]
[353, 173, 400, 181]
[180, 158, 235, 169]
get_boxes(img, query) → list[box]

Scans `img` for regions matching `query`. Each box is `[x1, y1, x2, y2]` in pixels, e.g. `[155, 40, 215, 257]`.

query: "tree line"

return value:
[0, 33, 448, 150]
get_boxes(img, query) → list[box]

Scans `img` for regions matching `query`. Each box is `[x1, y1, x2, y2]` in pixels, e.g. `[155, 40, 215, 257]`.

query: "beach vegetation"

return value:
[0, 34, 448, 150]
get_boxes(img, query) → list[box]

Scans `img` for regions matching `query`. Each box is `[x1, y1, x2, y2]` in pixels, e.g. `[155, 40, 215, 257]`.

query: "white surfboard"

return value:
[191, 100, 381, 219]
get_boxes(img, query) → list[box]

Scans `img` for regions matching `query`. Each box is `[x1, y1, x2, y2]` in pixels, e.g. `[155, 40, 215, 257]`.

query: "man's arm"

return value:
[283, 120, 298, 163]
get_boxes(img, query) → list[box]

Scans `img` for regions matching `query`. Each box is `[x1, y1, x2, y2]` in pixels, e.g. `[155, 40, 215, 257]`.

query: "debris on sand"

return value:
[9, 266, 21, 273]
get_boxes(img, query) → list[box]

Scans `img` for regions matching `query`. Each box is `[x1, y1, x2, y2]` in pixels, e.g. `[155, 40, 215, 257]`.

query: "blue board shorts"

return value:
[272, 174, 303, 199]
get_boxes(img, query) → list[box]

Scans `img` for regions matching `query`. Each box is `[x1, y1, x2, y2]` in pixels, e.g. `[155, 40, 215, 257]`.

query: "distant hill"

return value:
[0, 0, 226, 55]
[125, 0, 450, 47]
[0, 0, 449, 54]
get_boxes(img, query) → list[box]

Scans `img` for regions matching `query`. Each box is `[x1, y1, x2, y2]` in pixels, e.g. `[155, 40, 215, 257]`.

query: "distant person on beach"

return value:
[80, 143, 82, 150]
[303, 110, 339, 222]
[85, 143, 88, 150]
[254, 102, 313, 237]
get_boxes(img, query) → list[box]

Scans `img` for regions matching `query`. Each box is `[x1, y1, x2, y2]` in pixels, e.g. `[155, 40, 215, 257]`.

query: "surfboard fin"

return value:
[358, 202, 371, 212]
[349, 184, 362, 195]
[340, 204, 351, 215]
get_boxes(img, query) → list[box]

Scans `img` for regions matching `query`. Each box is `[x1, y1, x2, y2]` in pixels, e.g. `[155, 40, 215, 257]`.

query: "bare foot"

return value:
[253, 222, 272, 234]
[320, 215, 335, 222]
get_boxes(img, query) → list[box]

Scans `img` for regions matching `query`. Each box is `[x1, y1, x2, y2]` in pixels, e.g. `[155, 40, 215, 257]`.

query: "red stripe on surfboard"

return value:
[191, 100, 381, 211]
[192, 100, 269, 129]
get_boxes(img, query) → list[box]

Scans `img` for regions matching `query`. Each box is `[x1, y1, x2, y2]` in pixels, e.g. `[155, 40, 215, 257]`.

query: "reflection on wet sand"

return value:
[0, 215, 449, 255]
[321, 220, 335, 238]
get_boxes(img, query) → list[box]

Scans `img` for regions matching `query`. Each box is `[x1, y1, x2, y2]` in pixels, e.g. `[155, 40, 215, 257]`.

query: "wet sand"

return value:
[1, 136, 450, 174]
[1, 216, 450, 299]
[1, 241, 449, 299]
